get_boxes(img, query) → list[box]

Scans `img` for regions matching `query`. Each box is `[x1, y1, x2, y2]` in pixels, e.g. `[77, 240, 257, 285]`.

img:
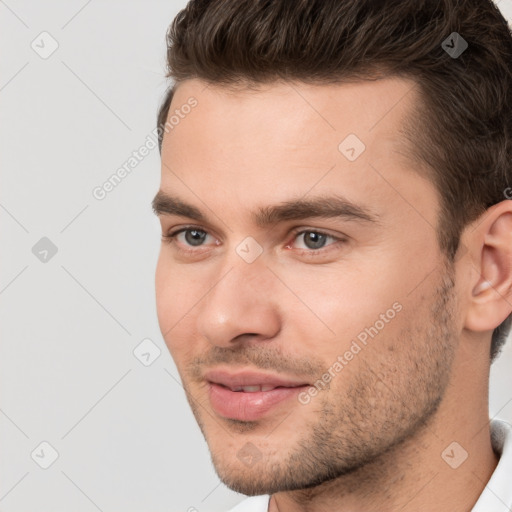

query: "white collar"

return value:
[471, 418, 512, 511]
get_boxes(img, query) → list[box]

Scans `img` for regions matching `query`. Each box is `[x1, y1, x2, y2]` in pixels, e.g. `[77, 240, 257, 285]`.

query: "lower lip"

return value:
[208, 382, 308, 421]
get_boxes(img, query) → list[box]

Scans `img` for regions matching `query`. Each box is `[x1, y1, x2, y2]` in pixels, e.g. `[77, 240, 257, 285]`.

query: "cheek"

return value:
[277, 262, 404, 353]
[155, 254, 173, 331]
[155, 255, 197, 350]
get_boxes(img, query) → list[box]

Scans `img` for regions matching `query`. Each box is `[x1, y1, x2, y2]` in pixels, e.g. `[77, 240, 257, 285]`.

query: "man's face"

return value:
[154, 77, 460, 494]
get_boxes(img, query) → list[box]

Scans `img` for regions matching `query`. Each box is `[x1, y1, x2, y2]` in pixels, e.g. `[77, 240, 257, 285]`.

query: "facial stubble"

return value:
[180, 263, 458, 497]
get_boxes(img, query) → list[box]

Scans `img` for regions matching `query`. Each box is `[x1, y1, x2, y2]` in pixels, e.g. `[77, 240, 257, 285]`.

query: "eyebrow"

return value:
[151, 190, 380, 227]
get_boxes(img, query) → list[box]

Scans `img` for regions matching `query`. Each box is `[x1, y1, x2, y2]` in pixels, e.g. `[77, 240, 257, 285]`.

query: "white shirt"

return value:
[227, 418, 512, 512]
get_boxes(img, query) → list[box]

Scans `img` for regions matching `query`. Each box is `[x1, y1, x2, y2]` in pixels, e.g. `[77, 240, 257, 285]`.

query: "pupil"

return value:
[185, 229, 206, 246]
[305, 232, 326, 249]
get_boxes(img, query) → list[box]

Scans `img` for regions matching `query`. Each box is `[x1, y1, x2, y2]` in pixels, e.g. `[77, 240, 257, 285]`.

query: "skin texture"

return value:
[154, 77, 512, 512]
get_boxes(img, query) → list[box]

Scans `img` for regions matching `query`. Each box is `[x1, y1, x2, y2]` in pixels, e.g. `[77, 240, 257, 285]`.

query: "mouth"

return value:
[219, 384, 295, 392]
[204, 369, 310, 421]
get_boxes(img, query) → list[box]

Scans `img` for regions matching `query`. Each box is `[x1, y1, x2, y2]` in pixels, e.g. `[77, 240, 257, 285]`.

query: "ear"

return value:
[464, 200, 512, 333]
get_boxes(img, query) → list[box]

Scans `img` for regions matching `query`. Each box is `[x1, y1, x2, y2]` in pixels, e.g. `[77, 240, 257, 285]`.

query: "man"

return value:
[151, 0, 512, 510]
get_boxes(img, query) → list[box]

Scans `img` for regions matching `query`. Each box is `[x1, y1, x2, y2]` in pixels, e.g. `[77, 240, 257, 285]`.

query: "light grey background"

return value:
[1, 1, 512, 511]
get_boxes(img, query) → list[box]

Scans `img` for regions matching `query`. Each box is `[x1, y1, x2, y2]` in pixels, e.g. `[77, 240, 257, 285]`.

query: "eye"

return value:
[286, 229, 346, 256]
[293, 231, 333, 250]
[161, 227, 216, 250]
[177, 228, 208, 246]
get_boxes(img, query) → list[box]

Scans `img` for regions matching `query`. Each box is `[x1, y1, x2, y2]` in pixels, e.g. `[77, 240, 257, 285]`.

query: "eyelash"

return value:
[161, 226, 346, 258]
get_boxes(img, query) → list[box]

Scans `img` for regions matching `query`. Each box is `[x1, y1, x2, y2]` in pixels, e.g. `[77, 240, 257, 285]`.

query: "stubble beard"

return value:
[183, 265, 458, 497]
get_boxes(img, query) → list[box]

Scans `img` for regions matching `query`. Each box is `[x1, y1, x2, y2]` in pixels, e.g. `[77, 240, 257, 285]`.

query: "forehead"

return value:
[159, 77, 437, 231]
[168, 76, 418, 145]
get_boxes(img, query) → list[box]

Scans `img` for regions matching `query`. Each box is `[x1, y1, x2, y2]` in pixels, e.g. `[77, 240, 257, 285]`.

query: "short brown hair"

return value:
[156, 0, 512, 362]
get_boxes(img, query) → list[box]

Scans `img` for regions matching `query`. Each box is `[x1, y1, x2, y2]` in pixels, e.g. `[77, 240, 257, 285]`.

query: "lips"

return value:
[204, 369, 310, 421]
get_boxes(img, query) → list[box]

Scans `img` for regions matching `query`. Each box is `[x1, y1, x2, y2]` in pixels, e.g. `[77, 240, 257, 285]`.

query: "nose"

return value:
[196, 257, 281, 348]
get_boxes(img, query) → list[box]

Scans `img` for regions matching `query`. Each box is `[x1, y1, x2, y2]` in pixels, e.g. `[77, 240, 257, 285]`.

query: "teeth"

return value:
[231, 385, 277, 392]
[242, 386, 262, 392]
